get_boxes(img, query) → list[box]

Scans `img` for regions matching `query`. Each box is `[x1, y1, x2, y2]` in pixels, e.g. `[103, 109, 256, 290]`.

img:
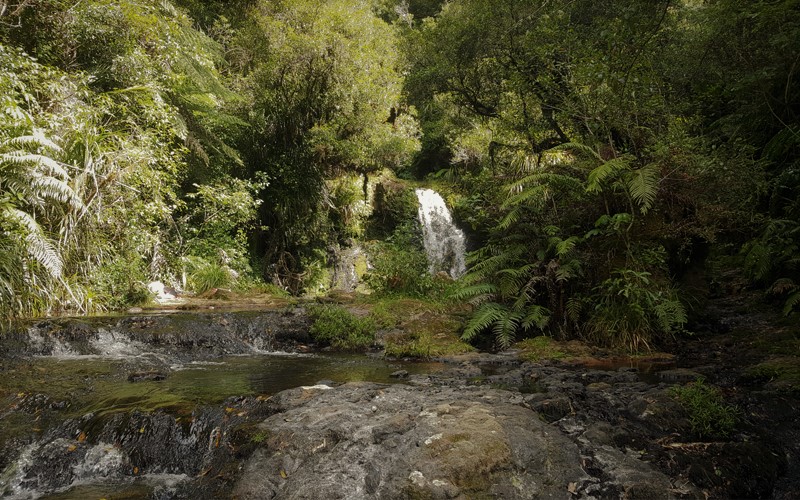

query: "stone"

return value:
[234, 383, 590, 499]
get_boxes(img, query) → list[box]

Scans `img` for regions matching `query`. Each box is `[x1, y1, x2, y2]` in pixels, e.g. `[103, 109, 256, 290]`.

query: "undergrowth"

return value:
[671, 379, 739, 439]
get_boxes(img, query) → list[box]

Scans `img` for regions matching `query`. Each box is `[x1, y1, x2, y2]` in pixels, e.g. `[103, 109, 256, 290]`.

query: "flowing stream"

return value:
[415, 188, 467, 278]
[0, 313, 443, 499]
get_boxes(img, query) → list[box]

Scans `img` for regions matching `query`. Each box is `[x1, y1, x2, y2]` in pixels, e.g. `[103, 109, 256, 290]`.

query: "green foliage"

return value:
[671, 379, 739, 439]
[308, 304, 376, 350]
[367, 296, 473, 358]
[92, 255, 151, 309]
[585, 269, 687, 352]
[364, 220, 453, 298]
[233, 0, 420, 289]
[184, 256, 232, 295]
[515, 336, 567, 362]
[368, 179, 420, 238]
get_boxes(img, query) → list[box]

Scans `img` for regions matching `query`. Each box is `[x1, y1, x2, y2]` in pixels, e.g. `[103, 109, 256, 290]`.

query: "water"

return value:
[0, 345, 444, 498]
[415, 188, 467, 278]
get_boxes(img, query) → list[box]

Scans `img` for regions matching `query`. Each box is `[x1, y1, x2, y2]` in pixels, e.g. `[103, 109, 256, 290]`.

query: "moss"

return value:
[369, 297, 473, 358]
[308, 304, 376, 350]
[515, 336, 569, 361]
[743, 358, 800, 392]
[670, 379, 739, 439]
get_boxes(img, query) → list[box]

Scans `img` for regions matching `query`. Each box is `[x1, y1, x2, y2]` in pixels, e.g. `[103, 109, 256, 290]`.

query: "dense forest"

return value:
[1, 0, 798, 351]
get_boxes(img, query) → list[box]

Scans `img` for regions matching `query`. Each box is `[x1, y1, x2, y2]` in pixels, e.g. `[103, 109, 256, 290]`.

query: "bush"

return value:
[585, 269, 687, 352]
[671, 379, 739, 439]
[364, 221, 455, 298]
[93, 255, 151, 309]
[308, 304, 376, 350]
[184, 256, 232, 294]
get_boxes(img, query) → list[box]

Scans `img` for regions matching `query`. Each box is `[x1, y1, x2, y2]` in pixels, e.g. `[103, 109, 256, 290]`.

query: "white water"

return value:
[415, 189, 467, 279]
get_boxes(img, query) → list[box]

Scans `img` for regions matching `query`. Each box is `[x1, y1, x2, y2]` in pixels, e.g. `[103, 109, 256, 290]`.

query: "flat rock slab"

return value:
[234, 382, 675, 499]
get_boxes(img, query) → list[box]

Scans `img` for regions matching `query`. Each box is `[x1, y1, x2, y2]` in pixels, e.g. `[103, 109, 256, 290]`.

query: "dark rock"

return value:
[531, 396, 573, 422]
[389, 369, 409, 379]
[127, 371, 167, 383]
[234, 383, 591, 499]
[657, 369, 703, 383]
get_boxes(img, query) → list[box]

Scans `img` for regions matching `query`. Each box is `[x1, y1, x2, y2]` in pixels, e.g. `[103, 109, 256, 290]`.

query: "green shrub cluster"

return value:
[308, 305, 376, 350]
[671, 379, 739, 439]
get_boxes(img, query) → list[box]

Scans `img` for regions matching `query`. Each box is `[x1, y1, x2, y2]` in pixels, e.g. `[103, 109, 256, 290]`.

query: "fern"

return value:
[6, 209, 63, 278]
[554, 235, 581, 257]
[462, 302, 507, 341]
[521, 305, 550, 331]
[547, 142, 602, 160]
[586, 155, 633, 193]
[784, 290, 800, 316]
[492, 310, 524, 349]
[449, 283, 499, 304]
[625, 163, 660, 214]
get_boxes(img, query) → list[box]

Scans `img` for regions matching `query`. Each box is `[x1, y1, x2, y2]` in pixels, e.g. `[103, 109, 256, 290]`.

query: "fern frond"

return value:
[555, 236, 581, 257]
[586, 155, 633, 193]
[1, 131, 62, 153]
[521, 305, 550, 331]
[565, 297, 583, 323]
[555, 259, 582, 282]
[547, 142, 602, 160]
[784, 290, 800, 316]
[7, 209, 63, 278]
[492, 310, 523, 348]
[462, 302, 507, 342]
[502, 183, 548, 209]
[30, 176, 83, 209]
[652, 297, 687, 333]
[450, 283, 499, 301]
[0, 152, 68, 179]
[498, 207, 523, 230]
[626, 163, 660, 214]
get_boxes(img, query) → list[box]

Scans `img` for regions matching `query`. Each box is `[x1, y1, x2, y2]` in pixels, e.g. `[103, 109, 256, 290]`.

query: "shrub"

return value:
[93, 255, 151, 309]
[184, 256, 232, 294]
[671, 379, 739, 439]
[364, 221, 454, 298]
[308, 304, 376, 350]
[585, 269, 687, 352]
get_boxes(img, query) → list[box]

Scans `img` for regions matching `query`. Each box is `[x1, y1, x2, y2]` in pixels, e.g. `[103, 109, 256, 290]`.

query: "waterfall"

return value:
[415, 188, 467, 279]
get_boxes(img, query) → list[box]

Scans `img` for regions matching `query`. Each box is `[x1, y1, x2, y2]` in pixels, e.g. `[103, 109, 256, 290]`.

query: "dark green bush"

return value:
[308, 304, 376, 350]
[671, 379, 739, 439]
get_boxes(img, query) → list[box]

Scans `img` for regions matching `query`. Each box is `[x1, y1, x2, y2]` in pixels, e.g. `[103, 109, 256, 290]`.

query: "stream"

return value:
[0, 311, 442, 499]
[0, 308, 796, 499]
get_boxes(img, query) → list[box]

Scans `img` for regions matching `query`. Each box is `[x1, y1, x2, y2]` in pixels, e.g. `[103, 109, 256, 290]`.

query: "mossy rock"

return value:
[742, 357, 800, 392]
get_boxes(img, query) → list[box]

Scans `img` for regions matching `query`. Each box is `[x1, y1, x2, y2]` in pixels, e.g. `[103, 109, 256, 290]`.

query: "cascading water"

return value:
[415, 188, 467, 279]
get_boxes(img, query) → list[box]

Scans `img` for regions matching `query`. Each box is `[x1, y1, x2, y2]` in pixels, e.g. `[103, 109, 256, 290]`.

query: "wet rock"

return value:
[7, 309, 313, 359]
[658, 369, 703, 383]
[531, 396, 573, 422]
[127, 371, 167, 383]
[590, 445, 676, 499]
[389, 369, 409, 379]
[234, 383, 590, 499]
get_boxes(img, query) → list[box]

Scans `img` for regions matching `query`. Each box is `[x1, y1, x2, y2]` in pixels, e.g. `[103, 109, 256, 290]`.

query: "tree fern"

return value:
[784, 290, 800, 316]
[586, 155, 634, 193]
[625, 163, 660, 214]
[462, 302, 508, 341]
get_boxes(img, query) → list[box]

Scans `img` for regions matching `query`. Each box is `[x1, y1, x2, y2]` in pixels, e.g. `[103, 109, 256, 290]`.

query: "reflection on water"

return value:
[1, 353, 443, 423]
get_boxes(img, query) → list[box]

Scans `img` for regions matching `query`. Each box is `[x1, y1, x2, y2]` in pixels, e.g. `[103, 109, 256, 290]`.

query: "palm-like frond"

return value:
[784, 290, 800, 316]
[462, 302, 507, 341]
[0, 152, 68, 179]
[625, 163, 660, 214]
[547, 142, 602, 160]
[586, 155, 633, 193]
[6, 209, 63, 278]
